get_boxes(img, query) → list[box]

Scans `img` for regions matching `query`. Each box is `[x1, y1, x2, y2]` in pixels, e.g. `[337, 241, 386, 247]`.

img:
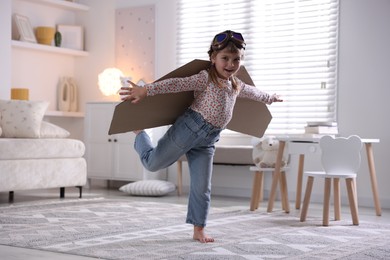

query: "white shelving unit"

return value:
[22, 0, 90, 11]
[12, 0, 89, 57]
[45, 110, 84, 118]
[11, 0, 89, 118]
[11, 40, 88, 57]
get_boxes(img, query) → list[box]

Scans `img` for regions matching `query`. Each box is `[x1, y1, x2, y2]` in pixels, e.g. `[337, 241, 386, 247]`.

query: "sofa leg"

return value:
[9, 191, 14, 202]
[77, 186, 83, 198]
[60, 187, 65, 198]
[60, 187, 82, 198]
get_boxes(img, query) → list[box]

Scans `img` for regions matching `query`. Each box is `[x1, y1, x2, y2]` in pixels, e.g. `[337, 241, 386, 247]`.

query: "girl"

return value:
[120, 30, 282, 243]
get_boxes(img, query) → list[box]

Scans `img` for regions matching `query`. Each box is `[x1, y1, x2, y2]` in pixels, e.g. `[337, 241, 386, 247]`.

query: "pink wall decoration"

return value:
[115, 5, 155, 84]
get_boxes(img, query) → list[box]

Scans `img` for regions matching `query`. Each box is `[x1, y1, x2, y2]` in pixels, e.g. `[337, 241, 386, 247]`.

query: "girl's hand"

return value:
[267, 94, 283, 104]
[119, 81, 147, 103]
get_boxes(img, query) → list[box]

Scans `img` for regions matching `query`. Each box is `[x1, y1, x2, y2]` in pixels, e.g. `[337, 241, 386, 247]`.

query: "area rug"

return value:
[0, 198, 390, 260]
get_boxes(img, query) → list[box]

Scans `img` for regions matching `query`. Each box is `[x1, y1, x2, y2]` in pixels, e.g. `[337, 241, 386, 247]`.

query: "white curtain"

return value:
[177, 0, 339, 135]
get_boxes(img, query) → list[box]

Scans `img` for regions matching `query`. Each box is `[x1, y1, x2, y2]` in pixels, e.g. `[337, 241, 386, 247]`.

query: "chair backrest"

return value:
[319, 135, 363, 175]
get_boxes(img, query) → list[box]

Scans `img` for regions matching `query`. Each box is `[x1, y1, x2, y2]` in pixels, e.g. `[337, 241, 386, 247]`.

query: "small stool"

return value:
[249, 166, 290, 212]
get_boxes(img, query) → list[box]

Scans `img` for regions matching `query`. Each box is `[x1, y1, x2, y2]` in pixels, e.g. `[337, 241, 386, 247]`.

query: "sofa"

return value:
[0, 99, 87, 201]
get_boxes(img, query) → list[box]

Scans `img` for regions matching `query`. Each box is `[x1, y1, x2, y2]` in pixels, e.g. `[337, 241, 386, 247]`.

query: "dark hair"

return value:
[207, 41, 243, 91]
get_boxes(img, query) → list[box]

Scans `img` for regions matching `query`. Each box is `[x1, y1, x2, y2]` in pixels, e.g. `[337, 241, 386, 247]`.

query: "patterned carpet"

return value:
[0, 198, 390, 260]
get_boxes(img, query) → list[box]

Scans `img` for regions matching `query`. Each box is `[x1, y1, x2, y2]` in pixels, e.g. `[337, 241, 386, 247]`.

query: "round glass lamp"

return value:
[98, 68, 125, 96]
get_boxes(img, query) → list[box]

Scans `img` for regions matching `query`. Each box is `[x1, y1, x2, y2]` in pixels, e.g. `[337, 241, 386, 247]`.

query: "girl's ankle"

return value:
[133, 130, 143, 135]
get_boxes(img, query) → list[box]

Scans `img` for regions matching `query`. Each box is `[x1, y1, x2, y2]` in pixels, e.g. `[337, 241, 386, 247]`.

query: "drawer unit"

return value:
[288, 141, 320, 155]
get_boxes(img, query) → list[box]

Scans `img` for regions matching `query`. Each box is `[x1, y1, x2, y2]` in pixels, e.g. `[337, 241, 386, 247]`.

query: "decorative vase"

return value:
[68, 77, 78, 112]
[54, 31, 62, 47]
[58, 77, 70, 112]
[35, 26, 55, 45]
[11, 88, 29, 100]
[57, 77, 78, 112]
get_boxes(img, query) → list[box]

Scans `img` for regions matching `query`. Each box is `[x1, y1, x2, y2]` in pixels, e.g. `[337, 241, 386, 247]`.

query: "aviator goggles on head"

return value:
[211, 30, 246, 51]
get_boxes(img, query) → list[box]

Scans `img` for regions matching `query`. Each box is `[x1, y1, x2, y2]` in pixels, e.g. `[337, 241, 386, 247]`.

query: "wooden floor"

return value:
[1, 186, 389, 260]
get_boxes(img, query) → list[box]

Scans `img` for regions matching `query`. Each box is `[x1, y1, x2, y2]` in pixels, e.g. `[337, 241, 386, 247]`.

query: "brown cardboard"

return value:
[109, 59, 272, 137]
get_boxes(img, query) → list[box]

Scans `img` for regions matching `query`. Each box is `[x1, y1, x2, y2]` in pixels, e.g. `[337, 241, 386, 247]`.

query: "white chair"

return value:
[300, 135, 363, 226]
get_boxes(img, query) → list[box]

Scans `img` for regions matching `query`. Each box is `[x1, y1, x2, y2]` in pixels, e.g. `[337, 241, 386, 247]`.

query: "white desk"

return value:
[267, 136, 381, 216]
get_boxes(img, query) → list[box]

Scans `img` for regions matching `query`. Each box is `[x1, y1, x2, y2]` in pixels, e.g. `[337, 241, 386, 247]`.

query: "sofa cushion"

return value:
[0, 158, 87, 192]
[40, 121, 70, 138]
[0, 100, 49, 138]
[0, 138, 85, 160]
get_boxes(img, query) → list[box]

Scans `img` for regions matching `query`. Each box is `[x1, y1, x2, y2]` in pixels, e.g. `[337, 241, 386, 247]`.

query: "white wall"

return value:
[76, 0, 177, 113]
[0, 1, 12, 99]
[337, 0, 390, 208]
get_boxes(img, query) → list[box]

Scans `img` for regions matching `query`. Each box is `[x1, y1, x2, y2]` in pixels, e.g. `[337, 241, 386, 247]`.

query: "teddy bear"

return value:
[252, 136, 287, 168]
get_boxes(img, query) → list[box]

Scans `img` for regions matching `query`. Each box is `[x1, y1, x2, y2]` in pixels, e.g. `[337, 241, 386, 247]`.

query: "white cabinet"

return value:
[84, 102, 144, 182]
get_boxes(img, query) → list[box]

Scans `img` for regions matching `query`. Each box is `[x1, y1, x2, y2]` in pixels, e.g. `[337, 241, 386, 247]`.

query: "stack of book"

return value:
[304, 121, 338, 137]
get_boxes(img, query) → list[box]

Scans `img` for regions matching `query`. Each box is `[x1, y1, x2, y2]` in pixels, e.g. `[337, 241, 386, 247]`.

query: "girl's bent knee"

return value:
[141, 160, 166, 172]
[143, 164, 160, 172]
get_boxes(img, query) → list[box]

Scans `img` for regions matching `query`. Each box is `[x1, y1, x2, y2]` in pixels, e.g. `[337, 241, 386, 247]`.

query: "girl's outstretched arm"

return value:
[238, 82, 283, 105]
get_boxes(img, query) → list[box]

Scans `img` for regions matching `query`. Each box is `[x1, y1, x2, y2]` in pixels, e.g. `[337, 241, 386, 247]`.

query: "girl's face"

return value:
[211, 48, 243, 80]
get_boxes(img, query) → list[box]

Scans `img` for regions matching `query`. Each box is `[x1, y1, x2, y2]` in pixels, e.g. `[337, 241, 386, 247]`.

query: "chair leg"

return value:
[280, 171, 290, 213]
[267, 141, 285, 213]
[279, 171, 285, 211]
[323, 178, 332, 226]
[258, 172, 264, 203]
[177, 160, 183, 196]
[354, 180, 359, 216]
[346, 178, 359, 225]
[365, 143, 381, 216]
[300, 176, 314, 222]
[333, 178, 341, 220]
[295, 154, 305, 209]
[250, 171, 263, 211]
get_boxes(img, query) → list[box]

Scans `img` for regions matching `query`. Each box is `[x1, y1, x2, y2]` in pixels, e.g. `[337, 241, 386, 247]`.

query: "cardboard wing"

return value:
[108, 59, 272, 138]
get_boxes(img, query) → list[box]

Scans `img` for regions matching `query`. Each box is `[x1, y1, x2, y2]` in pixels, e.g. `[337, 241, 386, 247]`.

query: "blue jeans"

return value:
[134, 109, 222, 227]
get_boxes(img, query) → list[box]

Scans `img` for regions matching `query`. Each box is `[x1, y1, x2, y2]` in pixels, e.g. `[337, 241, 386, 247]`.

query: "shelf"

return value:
[12, 40, 88, 57]
[45, 110, 85, 118]
[16, 0, 89, 11]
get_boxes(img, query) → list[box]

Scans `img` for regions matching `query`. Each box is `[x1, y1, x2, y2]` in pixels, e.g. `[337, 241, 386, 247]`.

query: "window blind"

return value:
[176, 0, 339, 135]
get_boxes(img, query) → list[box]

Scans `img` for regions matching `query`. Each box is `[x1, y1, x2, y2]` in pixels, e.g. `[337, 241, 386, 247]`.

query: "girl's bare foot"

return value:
[133, 130, 143, 135]
[193, 226, 214, 243]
